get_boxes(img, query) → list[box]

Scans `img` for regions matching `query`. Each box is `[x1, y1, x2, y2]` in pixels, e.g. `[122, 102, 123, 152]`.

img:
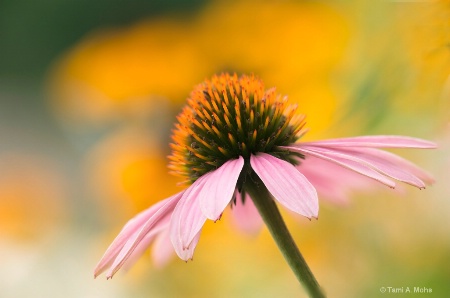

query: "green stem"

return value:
[245, 180, 325, 298]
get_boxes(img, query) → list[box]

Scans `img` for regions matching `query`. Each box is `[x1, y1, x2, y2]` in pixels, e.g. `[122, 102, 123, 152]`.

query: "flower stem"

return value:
[246, 180, 325, 298]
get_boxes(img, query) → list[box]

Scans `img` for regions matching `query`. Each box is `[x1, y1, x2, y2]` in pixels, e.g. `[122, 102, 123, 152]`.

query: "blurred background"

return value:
[0, 0, 449, 297]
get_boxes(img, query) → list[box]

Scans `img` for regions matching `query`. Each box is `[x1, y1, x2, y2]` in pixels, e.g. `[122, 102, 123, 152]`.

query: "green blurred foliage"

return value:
[0, 0, 205, 78]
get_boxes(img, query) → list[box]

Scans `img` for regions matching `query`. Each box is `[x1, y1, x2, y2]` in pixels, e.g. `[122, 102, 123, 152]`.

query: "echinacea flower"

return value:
[94, 74, 435, 296]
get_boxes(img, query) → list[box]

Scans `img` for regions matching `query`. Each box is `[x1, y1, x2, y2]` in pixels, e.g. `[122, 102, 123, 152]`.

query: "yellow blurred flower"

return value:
[0, 153, 67, 242]
[49, 0, 349, 136]
[49, 18, 212, 128]
[395, 0, 450, 112]
[83, 127, 182, 220]
[195, 1, 348, 82]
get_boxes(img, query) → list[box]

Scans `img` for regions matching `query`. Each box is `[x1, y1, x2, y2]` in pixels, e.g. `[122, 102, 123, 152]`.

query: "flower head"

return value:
[168, 73, 305, 183]
[94, 73, 436, 279]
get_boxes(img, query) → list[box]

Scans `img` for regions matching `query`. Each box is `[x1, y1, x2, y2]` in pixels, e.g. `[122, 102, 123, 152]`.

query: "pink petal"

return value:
[300, 135, 437, 149]
[231, 191, 263, 235]
[200, 157, 244, 220]
[177, 231, 201, 261]
[300, 145, 426, 189]
[347, 147, 435, 184]
[94, 192, 183, 278]
[121, 219, 169, 272]
[297, 156, 367, 204]
[104, 194, 182, 278]
[283, 145, 397, 188]
[151, 228, 175, 268]
[169, 174, 209, 260]
[250, 153, 319, 218]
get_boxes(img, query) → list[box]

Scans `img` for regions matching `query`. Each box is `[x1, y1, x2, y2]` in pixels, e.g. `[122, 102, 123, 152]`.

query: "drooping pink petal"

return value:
[170, 174, 209, 260]
[200, 157, 244, 220]
[94, 192, 183, 278]
[121, 218, 170, 272]
[108, 229, 160, 278]
[250, 153, 319, 218]
[177, 231, 202, 261]
[231, 191, 263, 235]
[299, 135, 437, 149]
[347, 147, 435, 184]
[297, 155, 374, 205]
[300, 145, 426, 189]
[282, 145, 397, 188]
[151, 228, 176, 268]
[103, 193, 182, 278]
